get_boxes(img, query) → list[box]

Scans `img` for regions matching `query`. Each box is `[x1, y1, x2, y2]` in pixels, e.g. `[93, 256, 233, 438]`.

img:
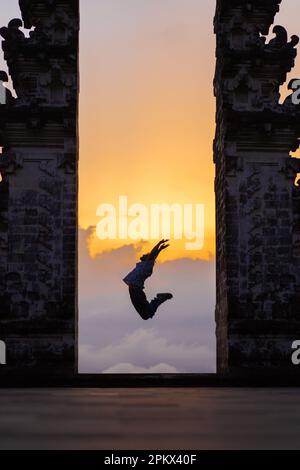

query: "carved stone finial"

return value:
[269, 25, 288, 47]
[0, 18, 24, 41]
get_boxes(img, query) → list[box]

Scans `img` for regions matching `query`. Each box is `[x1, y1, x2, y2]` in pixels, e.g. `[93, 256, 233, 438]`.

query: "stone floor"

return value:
[0, 387, 299, 449]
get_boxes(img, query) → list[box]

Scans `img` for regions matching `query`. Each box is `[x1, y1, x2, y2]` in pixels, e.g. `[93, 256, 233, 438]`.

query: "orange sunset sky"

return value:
[79, 0, 216, 261]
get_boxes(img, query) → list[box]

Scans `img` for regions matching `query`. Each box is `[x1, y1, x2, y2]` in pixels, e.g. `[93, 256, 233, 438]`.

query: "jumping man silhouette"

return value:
[123, 239, 173, 320]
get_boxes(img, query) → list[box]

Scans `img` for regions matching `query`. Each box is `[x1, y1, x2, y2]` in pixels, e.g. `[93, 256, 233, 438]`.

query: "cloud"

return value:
[79, 227, 216, 373]
[79, 328, 215, 373]
[102, 362, 177, 374]
[82, 223, 214, 263]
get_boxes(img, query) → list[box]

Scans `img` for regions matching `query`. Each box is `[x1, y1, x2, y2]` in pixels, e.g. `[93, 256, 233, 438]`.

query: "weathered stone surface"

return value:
[0, 1, 79, 376]
[0, 388, 299, 449]
[214, 0, 300, 374]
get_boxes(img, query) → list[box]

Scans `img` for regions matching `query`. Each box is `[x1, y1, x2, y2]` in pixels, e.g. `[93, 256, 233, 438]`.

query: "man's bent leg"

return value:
[129, 286, 156, 320]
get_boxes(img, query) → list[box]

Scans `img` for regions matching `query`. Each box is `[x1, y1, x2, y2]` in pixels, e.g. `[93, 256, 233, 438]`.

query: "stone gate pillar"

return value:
[0, 0, 79, 377]
[214, 0, 300, 375]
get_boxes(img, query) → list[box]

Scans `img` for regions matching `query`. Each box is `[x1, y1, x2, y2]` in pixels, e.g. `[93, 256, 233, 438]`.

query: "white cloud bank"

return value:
[79, 228, 216, 373]
[102, 363, 177, 374]
[79, 328, 214, 373]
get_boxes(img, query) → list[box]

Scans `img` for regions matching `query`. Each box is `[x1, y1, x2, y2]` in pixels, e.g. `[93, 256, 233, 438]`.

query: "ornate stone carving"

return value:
[215, 0, 300, 375]
[0, 1, 79, 377]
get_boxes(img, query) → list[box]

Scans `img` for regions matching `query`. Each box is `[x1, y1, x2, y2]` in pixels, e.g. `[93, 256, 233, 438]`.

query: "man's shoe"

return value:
[156, 293, 173, 300]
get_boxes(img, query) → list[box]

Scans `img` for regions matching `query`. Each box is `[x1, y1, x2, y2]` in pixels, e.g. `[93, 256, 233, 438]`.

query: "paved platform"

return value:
[0, 388, 299, 449]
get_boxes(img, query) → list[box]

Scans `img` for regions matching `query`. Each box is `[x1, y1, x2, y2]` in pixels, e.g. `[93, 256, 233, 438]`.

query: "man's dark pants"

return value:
[129, 286, 162, 320]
